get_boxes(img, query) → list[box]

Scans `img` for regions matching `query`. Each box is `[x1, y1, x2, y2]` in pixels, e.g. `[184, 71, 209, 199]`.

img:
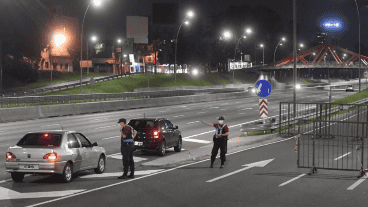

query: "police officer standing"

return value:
[118, 118, 137, 179]
[202, 116, 229, 168]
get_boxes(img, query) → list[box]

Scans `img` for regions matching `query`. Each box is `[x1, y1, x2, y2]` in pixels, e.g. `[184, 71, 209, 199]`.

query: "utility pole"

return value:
[293, 0, 297, 118]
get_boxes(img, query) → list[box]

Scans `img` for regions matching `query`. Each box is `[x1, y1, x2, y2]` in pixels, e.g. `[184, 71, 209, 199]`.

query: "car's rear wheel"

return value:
[61, 163, 73, 183]
[11, 172, 24, 182]
[158, 141, 166, 156]
[94, 155, 105, 174]
[174, 138, 182, 152]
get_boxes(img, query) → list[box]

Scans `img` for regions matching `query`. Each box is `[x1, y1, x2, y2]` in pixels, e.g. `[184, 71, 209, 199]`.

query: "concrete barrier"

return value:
[178, 96, 193, 104]
[125, 99, 147, 109]
[0, 106, 41, 123]
[99, 100, 129, 112]
[73, 102, 103, 115]
[39, 104, 75, 118]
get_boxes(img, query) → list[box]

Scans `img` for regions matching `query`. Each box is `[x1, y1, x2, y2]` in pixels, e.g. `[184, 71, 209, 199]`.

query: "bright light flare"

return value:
[192, 69, 198, 75]
[282, 37, 286, 41]
[54, 33, 66, 48]
[93, 0, 102, 6]
[187, 11, 194, 17]
[260, 44, 264, 47]
[184, 21, 189, 25]
[224, 31, 231, 39]
[296, 84, 301, 89]
[246, 28, 251, 33]
[92, 36, 97, 42]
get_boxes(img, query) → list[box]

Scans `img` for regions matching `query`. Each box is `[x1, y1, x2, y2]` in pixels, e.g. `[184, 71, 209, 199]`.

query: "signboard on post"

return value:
[363, 71, 368, 78]
[89, 78, 95, 87]
[80, 60, 92, 68]
[259, 99, 268, 118]
[255, 80, 272, 98]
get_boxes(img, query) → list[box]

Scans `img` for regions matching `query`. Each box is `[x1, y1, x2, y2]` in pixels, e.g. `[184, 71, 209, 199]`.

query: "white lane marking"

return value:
[279, 174, 306, 187]
[334, 152, 351, 161]
[238, 113, 246, 115]
[95, 125, 117, 129]
[347, 174, 368, 190]
[197, 112, 206, 114]
[27, 136, 295, 207]
[102, 136, 120, 140]
[187, 121, 200, 124]
[159, 111, 168, 113]
[173, 115, 184, 118]
[92, 118, 108, 121]
[41, 124, 60, 128]
[0, 187, 85, 201]
[107, 154, 148, 162]
[182, 138, 211, 144]
[79, 170, 165, 179]
[0, 179, 12, 184]
[210, 107, 219, 109]
[237, 108, 252, 111]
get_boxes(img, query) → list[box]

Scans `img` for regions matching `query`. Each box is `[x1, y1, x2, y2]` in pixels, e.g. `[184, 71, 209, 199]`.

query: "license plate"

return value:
[20, 164, 39, 170]
[134, 142, 143, 146]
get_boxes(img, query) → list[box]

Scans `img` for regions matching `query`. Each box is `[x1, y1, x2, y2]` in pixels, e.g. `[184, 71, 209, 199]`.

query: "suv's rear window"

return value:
[128, 120, 158, 132]
[17, 133, 62, 147]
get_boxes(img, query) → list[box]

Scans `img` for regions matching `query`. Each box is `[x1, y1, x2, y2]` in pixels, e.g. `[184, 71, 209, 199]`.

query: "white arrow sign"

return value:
[206, 158, 274, 182]
[0, 186, 85, 200]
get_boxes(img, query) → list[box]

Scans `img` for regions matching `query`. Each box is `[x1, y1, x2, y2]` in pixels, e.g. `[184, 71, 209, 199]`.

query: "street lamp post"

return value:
[174, 11, 193, 83]
[260, 44, 264, 66]
[355, 0, 361, 92]
[80, 0, 102, 93]
[233, 29, 251, 83]
[118, 39, 121, 75]
[274, 38, 285, 63]
[87, 36, 97, 74]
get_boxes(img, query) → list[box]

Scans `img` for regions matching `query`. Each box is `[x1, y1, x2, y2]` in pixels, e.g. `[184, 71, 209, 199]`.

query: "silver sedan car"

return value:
[5, 130, 106, 183]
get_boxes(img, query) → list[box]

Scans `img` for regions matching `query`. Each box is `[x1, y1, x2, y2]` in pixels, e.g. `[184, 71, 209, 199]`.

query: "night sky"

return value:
[1, 0, 368, 58]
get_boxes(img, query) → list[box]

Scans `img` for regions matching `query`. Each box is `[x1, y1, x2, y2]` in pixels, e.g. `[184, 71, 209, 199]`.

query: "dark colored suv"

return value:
[128, 118, 182, 156]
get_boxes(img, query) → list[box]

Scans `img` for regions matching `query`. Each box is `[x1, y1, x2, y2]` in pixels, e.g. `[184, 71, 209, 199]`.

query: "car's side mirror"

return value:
[93, 142, 98, 146]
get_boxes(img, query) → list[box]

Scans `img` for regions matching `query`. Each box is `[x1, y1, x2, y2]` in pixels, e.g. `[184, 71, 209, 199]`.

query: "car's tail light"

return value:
[153, 130, 159, 138]
[6, 152, 16, 160]
[43, 152, 58, 160]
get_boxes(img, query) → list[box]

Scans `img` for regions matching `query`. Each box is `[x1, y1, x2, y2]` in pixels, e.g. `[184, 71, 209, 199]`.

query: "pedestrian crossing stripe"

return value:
[79, 170, 165, 179]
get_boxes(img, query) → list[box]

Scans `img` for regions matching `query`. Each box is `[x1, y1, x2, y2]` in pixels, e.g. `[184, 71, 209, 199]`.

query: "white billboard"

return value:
[126, 16, 148, 44]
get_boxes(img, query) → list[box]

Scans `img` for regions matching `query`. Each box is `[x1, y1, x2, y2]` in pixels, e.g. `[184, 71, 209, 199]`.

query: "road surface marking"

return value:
[187, 121, 200, 124]
[334, 152, 351, 160]
[102, 136, 120, 140]
[95, 125, 116, 129]
[92, 118, 108, 121]
[347, 174, 368, 190]
[279, 174, 306, 187]
[183, 138, 211, 143]
[237, 108, 252, 111]
[206, 159, 274, 183]
[79, 170, 165, 179]
[106, 154, 148, 162]
[27, 137, 293, 207]
[173, 115, 184, 117]
[0, 186, 85, 201]
[41, 124, 60, 127]
[197, 112, 206, 114]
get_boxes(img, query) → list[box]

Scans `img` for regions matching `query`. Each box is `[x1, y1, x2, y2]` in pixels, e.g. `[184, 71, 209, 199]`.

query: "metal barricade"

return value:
[297, 120, 368, 177]
[279, 102, 368, 137]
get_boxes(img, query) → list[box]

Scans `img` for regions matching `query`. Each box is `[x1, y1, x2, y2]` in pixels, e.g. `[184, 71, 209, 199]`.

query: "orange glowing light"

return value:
[54, 33, 66, 48]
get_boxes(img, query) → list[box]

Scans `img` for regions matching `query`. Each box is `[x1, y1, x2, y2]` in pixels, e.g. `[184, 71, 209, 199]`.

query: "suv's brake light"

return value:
[43, 152, 58, 160]
[153, 130, 159, 138]
[6, 152, 16, 160]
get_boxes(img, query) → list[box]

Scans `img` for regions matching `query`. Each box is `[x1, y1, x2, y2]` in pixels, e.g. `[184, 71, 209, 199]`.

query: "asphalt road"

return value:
[0, 88, 359, 206]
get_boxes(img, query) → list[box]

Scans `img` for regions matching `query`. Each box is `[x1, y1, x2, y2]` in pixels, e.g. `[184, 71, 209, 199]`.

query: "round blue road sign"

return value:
[255, 80, 272, 98]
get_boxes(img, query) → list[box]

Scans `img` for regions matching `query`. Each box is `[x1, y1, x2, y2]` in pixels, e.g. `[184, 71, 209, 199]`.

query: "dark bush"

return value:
[3, 56, 39, 86]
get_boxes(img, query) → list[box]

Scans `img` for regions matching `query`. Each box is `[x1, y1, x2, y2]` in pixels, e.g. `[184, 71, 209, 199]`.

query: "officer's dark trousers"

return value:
[121, 142, 134, 175]
[211, 138, 226, 165]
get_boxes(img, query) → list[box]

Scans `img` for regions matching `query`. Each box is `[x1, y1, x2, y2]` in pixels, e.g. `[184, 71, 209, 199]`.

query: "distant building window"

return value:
[60, 63, 63, 69]
[65, 63, 68, 69]
[45, 62, 49, 68]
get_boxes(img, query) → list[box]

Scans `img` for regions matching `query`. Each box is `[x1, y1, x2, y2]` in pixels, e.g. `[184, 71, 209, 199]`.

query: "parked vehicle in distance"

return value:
[128, 118, 182, 156]
[346, 85, 354, 92]
[5, 130, 106, 183]
[246, 86, 256, 96]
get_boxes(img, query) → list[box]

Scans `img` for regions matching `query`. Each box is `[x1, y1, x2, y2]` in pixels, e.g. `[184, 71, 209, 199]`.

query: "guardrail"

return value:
[2, 73, 143, 97]
[0, 88, 245, 108]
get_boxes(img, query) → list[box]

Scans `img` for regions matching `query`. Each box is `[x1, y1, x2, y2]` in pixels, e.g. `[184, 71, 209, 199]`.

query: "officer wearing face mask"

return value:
[202, 116, 229, 168]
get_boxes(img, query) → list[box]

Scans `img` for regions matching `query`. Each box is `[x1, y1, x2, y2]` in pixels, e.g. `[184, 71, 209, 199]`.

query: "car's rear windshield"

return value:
[128, 120, 158, 132]
[17, 133, 62, 147]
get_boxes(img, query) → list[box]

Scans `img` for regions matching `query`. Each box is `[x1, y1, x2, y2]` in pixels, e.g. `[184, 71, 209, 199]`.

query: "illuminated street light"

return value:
[175, 11, 194, 83]
[80, 0, 103, 92]
[223, 31, 231, 39]
[54, 33, 66, 48]
[86, 36, 97, 74]
[232, 28, 251, 82]
[260, 44, 265, 66]
[184, 21, 189, 25]
[274, 37, 286, 63]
